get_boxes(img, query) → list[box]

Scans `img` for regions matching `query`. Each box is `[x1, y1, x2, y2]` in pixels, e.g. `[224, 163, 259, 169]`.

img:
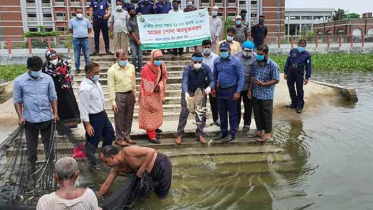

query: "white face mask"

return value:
[76, 13, 83, 19]
[212, 11, 218, 16]
[186, 1, 192, 6]
[243, 51, 253, 57]
[116, 5, 122, 11]
[50, 59, 58, 65]
[194, 63, 202, 70]
[226, 36, 234, 42]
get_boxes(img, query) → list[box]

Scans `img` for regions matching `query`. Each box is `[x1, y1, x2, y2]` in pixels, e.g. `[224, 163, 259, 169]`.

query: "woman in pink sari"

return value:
[139, 50, 168, 144]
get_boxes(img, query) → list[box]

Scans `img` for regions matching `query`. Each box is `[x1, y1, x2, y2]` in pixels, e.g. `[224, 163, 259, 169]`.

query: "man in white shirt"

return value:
[209, 6, 222, 52]
[168, 0, 184, 56]
[37, 157, 102, 210]
[201, 40, 220, 126]
[109, 0, 130, 53]
[79, 62, 114, 168]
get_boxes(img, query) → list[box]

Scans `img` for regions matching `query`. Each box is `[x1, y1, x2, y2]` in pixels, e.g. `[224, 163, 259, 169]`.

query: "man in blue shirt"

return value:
[175, 53, 215, 145]
[69, 8, 92, 74]
[250, 44, 280, 143]
[13, 56, 59, 175]
[156, 0, 171, 14]
[89, 0, 111, 54]
[136, 0, 154, 14]
[122, 0, 135, 11]
[213, 42, 244, 142]
[284, 39, 312, 114]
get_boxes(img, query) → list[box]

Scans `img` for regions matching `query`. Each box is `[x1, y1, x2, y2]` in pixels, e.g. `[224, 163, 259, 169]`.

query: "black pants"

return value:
[93, 17, 110, 52]
[253, 98, 273, 133]
[172, 48, 183, 56]
[24, 120, 54, 166]
[150, 153, 172, 199]
[287, 68, 305, 108]
[236, 90, 253, 127]
[209, 93, 219, 122]
[85, 111, 114, 164]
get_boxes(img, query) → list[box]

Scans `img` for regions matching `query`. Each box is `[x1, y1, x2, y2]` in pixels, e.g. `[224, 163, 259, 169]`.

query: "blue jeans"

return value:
[130, 39, 143, 71]
[73, 38, 90, 70]
[217, 86, 238, 137]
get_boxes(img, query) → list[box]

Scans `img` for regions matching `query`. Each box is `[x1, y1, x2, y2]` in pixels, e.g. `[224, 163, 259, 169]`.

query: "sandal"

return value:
[115, 140, 130, 146]
[248, 131, 263, 138]
[256, 136, 271, 144]
[125, 139, 137, 144]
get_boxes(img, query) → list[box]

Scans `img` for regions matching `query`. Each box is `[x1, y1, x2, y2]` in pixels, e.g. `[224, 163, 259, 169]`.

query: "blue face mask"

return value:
[220, 51, 229, 59]
[93, 75, 100, 82]
[236, 20, 242, 25]
[119, 60, 127, 67]
[154, 60, 162, 66]
[298, 46, 306, 53]
[203, 48, 211, 55]
[256, 54, 265, 61]
[30, 70, 41, 78]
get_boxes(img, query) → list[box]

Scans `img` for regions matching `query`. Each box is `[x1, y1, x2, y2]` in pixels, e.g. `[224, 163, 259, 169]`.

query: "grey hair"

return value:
[55, 157, 78, 180]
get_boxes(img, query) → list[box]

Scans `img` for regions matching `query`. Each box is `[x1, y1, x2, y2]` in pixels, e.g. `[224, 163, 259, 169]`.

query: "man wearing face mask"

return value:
[234, 15, 248, 45]
[201, 40, 220, 126]
[250, 45, 279, 143]
[79, 62, 115, 168]
[169, 1, 184, 57]
[209, 6, 222, 52]
[109, 0, 130, 54]
[184, 0, 197, 12]
[136, 0, 154, 14]
[213, 42, 244, 142]
[13, 56, 58, 175]
[233, 41, 256, 133]
[89, 0, 112, 55]
[122, 0, 135, 11]
[240, 10, 248, 28]
[127, 7, 143, 73]
[284, 39, 312, 114]
[108, 50, 136, 147]
[250, 15, 268, 49]
[216, 27, 242, 55]
[156, 0, 171, 14]
[68, 8, 92, 74]
[175, 53, 215, 145]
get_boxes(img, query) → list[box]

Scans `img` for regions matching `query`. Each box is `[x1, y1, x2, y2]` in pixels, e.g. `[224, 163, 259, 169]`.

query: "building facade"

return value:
[314, 18, 373, 37]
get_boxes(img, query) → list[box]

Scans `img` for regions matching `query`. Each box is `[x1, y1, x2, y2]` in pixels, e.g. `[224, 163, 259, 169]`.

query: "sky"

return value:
[285, 0, 373, 15]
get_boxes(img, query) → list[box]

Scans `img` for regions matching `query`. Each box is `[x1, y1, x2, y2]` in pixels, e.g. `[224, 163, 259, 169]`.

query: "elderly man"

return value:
[213, 42, 244, 142]
[98, 145, 172, 199]
[233, 41, 256, 132]
[37, 157, 102, 210]
[108, 50, 136, 146]
[234, 15, 248, 45]
[13, 56, 58, 175]
[209, 6, 222, 52]
[175, 52, 215, 145]
[79, 62, 114, 168]
[109, 0, 130, 53]
[216, 28, 242, 55]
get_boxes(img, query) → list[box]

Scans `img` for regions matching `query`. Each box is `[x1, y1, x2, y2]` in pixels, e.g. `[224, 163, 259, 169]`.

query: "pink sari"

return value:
[139, 50, 168, 132]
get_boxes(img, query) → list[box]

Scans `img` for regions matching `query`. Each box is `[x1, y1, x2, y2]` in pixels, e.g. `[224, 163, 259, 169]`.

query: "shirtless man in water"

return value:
[97, 145, 172, 199]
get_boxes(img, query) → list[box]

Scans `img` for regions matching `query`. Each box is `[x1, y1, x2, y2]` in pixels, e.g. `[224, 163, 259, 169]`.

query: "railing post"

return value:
[47, 37, 52, 49]
[291, 35, 294, 48]
[277, 34, 280, 49]
[28, 37, 33, 56]
[315, 34, 318, 48]
[362, 34, 365, 47]
[7, 38, 12, 59]
[350, 35, 353, 48]
[338, 35, 342, 48]
[327, 35, 330, 48]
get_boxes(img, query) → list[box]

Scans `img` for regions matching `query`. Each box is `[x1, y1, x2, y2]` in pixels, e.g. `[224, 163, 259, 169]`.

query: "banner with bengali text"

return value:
[137, 9, 211, 50]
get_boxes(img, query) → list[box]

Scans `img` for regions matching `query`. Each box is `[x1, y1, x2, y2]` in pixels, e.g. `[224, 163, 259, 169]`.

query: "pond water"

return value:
[129, 72, 373, 210]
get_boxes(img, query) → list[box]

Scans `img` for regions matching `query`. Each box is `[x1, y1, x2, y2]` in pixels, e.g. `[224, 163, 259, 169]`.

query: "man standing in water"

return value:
[98, 145, 172, 199]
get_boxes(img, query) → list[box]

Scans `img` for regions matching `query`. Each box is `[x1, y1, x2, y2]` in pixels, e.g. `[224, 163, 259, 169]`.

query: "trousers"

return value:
[236, 90, 253, 127]
[253, 98, 273, 133]
[217, 86, 238, 137]
[114, 92, 135, 141]
[287, 67, 305, 108]
[93, 17, 110, 51]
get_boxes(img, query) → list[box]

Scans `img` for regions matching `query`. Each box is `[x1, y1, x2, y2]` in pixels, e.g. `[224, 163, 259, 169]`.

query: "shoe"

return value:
[213, 133, 227, 140]
[155, 128, 163, 134]
[223, 134, 235, 142]
[175, 136, 182, 145]
[296, 107, 303, 114]
[91, 50, 99, 55]
[285, 104, 297, 109]
[213, 120, 221, 127]
[148, 138, 161, 144]
[106, 50, 112, 54]
[76, 69, 81, 74]
[243, 125, 250, 132]
[197, 136, 206, 144]
[125, 138, 137, 144]
[156, 133, 162, 139]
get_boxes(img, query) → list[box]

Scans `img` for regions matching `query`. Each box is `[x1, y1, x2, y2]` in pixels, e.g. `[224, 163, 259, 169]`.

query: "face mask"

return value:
[186, 1, 192, 6]
[203, 48, 211, 55]
[116, 5, 122, 11]
[236, 20, 242, 25]
[259, 20, 264, 25]
[241, 14, 246, 20]
[50, 59, 58, 65]
[212, 11, 218, 16]
[30, 70, 42, 78]
[130, 13, 136, 17]
[243, 51, 252, 57]
[256, 54, 265, 61]
[154, 60, 162, 66]
[226, 36, 233, 42]
[173, 6, 178, 10]
[220, 51, 229, 59]
[298, 46, 306, 53]
[93, 74, 100, 82]
[194, 63, 202, 70]
[119, 60, 127, 67]
[76, 13, 83, 19]
[124, 0, 130, 3]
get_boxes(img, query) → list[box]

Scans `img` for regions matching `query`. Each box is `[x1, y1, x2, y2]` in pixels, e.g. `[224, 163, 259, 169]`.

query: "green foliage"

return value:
[333, 9, 347, 21]
[64, 34, 74, 50]
[23, 39, 57, 49]
[23, 26, 60, 38]
[0, 65, 27, 81]
[222, 17, 234, 40]
[270, 53, 373, 72]
[347, 13, 360, 19]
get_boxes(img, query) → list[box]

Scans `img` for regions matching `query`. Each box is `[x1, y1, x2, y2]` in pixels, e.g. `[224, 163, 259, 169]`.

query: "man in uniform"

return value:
[122, 0, 135, 11]
[156, 0, 171, 14]
[284, 39, 312, 114]
[89, 0, 111, 55]
[250, 15, 267, 49]
[136, 0, 154, 14]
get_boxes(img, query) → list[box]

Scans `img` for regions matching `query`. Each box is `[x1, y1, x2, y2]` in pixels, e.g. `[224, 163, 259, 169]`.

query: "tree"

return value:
[347, 13, 360, 19]
[333, 9, 347, 21]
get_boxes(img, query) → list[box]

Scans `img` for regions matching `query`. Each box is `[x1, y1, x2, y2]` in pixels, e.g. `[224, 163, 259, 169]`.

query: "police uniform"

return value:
[155, 1, 171, 14]
[90, 0, 110, 53]
[136, 0, 154, 14]
[284, 48, 312, 109]
[122, 2, 135, 11]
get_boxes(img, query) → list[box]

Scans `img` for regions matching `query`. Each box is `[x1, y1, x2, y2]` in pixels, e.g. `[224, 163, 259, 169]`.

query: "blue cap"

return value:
[219, 42, 231, 51]
[242, 41, 255, 50]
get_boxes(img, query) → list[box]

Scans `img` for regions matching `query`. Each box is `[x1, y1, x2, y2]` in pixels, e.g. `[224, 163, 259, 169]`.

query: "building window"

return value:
[43, 14, 52, 18]
[56, 13, 65, 16]
[29, 28, 38, 32]
[57, 27, 65, 32]
[42, 0, 50, 3]
[228, 12, 236, 18]
[26, 0, 35, 3]
[27, 14, 37, 17]
[251, 1, 257, 5]
[45, 28, 53, 32]
[215, 0, 223, 3]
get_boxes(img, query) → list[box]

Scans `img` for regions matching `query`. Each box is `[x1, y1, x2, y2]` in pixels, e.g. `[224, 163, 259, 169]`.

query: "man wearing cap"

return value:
[233, 41, 256, 132]
[175, 52, 215, 145]
[122, 0, 135, 11]
[234, 15, 248, 45]
[216, 28, 242, 55]
[210, 6, 222, 52]
[213, 42, 244, 142]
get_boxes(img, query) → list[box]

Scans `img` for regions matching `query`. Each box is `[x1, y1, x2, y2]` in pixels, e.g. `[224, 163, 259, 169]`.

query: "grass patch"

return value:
[0, 65, 27, 82]
[270, 53, 373, 72]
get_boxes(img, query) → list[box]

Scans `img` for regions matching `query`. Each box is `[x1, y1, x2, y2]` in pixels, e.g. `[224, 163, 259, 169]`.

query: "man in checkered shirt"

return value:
[249, 44, 280, 143]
